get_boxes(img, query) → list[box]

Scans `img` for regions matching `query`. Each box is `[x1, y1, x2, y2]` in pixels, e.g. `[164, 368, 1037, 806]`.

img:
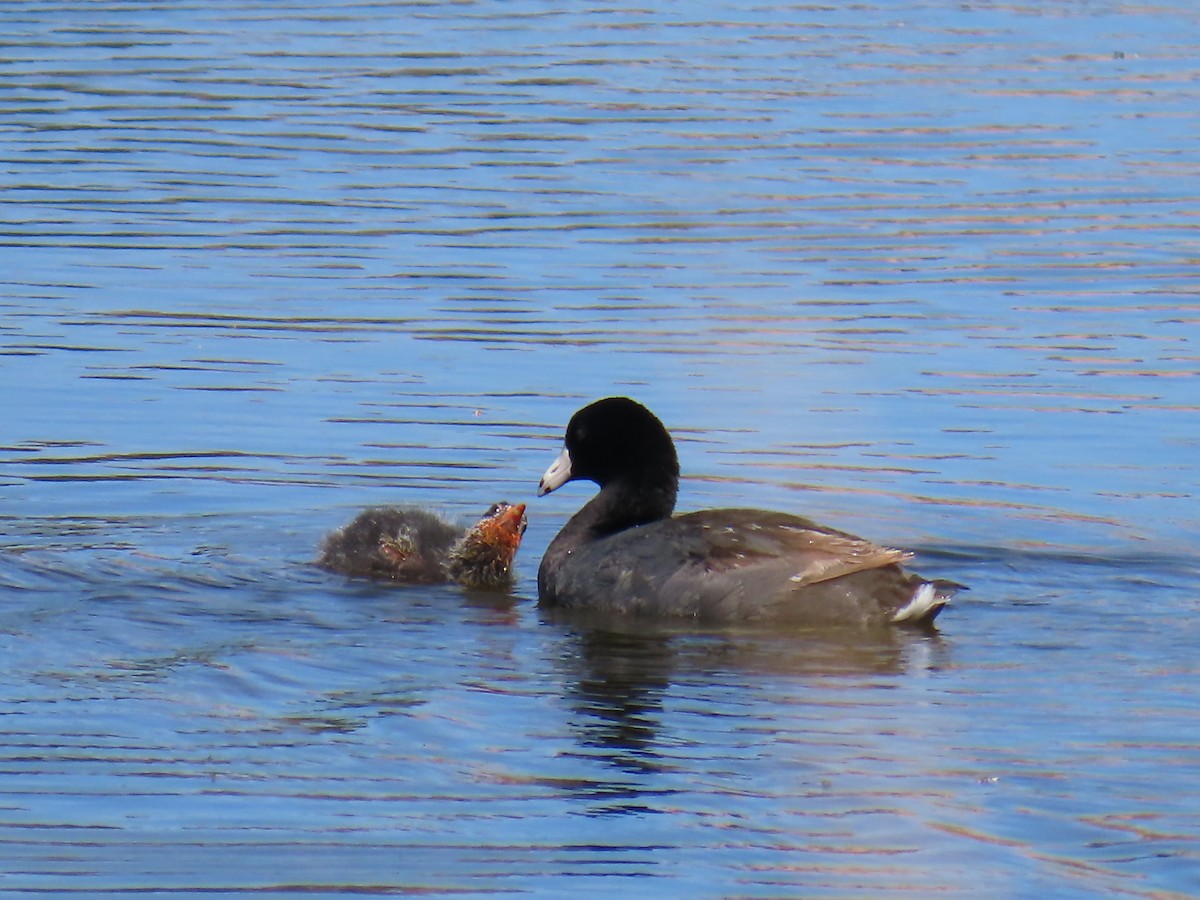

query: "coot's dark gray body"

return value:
[537, 398, 959, 627]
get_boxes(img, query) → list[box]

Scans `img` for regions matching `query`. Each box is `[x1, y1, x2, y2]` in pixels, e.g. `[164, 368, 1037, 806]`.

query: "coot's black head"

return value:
[539, 397, 680, 496]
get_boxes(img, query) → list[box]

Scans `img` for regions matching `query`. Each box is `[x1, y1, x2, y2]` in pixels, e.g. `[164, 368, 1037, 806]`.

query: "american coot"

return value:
[319, 502, 527, 590]
[536, 398, 961, 627]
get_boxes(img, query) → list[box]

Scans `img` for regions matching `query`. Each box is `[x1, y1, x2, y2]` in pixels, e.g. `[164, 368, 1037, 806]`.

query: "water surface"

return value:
[2, 1, 1199, 896]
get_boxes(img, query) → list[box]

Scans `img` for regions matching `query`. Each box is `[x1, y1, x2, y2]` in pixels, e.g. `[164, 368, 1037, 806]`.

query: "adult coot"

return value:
[536, 398, 959, 626]
[319, 502, 527, 590]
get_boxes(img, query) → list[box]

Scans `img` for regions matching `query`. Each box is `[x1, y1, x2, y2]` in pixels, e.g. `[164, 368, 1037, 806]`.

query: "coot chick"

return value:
[319, 502, 527, 590]
[536, 398, 960, 626]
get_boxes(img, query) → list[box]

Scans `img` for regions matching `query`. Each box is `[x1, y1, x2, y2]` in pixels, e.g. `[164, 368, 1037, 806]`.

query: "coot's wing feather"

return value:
[678, 509, 911, 586]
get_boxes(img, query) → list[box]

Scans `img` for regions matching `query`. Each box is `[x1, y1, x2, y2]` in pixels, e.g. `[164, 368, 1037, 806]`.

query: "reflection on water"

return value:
[3, 0, 1200, 895]
[555, 622, 945, 782]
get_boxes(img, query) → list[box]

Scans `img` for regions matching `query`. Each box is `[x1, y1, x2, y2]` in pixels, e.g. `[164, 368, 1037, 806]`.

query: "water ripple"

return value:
[3, 0, 1200, 895]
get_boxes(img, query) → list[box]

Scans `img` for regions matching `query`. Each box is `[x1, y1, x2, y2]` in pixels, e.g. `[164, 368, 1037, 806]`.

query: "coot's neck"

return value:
[593, 473, 677, 536]
[545, 473, 676, 559]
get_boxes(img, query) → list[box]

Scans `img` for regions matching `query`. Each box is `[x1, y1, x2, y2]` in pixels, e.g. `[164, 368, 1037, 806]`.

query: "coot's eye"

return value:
[483, 503, 501, 517]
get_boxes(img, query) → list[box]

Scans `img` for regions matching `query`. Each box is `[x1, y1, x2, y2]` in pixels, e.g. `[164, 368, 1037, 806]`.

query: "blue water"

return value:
[3, 1, 1200, 896]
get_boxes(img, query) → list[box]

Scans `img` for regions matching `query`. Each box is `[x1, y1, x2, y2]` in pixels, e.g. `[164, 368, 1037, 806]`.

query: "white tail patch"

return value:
[890, 582, 947, 624]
